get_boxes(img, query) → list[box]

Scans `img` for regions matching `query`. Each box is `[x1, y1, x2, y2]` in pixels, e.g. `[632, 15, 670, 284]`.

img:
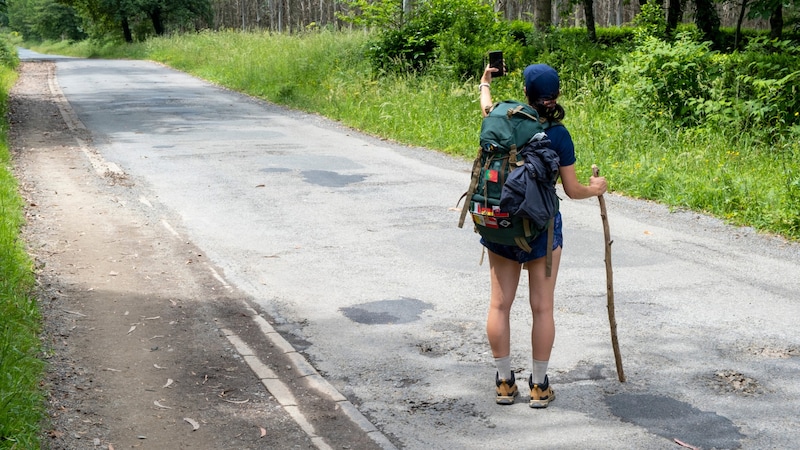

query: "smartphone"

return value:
[488, 51, 504, 77]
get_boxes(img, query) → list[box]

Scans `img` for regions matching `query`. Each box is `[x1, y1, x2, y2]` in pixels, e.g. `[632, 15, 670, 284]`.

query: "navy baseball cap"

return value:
[523, 64, 560, 100]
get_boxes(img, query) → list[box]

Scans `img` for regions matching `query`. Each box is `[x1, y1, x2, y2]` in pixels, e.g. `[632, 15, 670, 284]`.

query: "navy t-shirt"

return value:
[545, 123, 577, 167]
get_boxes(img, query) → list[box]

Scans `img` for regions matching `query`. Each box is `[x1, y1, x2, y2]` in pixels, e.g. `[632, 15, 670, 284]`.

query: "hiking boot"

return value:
[495, 371, 518, 405]
[528, 374, 554, 408]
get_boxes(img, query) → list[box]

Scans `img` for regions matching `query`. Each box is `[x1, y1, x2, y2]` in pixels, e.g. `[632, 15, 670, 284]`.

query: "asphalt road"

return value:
[19, 49, 800, 449]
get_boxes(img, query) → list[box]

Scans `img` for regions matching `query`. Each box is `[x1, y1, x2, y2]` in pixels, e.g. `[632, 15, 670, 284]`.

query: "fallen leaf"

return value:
[260, 427, 267, 438]
[162, 378, 174, 389]
[184, 417, 200, 431]
[153, 400, 171, 409]
[674, 438, 699, 450]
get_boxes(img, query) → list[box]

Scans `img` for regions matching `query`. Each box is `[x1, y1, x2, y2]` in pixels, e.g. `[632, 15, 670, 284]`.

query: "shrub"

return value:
[612, 33, 719, 125]
[364, 0, 504, 78]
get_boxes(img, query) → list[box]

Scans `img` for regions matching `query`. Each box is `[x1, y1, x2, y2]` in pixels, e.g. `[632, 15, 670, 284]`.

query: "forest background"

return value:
[0, 0, 799, 443]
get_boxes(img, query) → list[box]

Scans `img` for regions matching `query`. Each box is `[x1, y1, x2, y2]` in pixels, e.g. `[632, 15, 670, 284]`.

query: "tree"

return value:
[735, 0, 749, 48]
[61, 0, 211, 40]
[33, 0, 86, 39]
[694, 0, 721, 45]
[534, 0, 551, 31]
[7, 0, 83, 40]
[666, 0, 686, 38]
[769, 2, 782, 38]
[583, 0, 596, 41]
[747, 0, 793, 41]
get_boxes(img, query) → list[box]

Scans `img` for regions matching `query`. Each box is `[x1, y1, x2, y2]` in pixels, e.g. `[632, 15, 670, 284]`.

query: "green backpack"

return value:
[458, 100, 560, 273]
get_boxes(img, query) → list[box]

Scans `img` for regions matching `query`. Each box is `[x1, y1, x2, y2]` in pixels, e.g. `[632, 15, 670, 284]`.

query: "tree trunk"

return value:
[694, 0, 720, 46]
[534, 0, 552, 31]
[666, 0, 685, 38]
[403, 0, 412, 15]
[278, 0, 283, 31]
[769, 3, 783, 39]
[121, 16, 133, 43]
[735, 0, 748, 49]
[583, 0, 596, 42]
[150, 8, 165, 35]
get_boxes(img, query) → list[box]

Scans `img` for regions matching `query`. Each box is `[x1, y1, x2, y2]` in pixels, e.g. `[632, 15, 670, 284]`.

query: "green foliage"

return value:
[364, 0, 505, 78]
[11, 0, 212, 43]
[738, 41, 800, 127]
[0, 38, 18, 68]
[0, 35, 45, 449]
[613, 33, 718, 124]
[507, 20, 533, 44]
[595, 26, 637, 46]
[633, 0, 667, 42]
[32, 0, 86, 41]
[6, 0, 85, 41]
[336, 0, 403, 28]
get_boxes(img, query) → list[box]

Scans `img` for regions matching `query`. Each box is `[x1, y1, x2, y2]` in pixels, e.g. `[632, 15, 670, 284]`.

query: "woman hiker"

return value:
[478, 63, 607, 408]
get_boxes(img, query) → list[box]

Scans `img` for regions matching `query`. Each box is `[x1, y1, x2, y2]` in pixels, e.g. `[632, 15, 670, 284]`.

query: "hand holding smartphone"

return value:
[488, 51, 504, 77]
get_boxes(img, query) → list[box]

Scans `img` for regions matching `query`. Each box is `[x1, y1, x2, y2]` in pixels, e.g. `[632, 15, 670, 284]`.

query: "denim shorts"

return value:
[480, 212, 563, 263]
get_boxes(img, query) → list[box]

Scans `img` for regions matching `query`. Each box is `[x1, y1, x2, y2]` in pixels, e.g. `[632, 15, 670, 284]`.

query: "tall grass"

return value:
[28, 30, 800, 239]
[0, 38, 45, 448]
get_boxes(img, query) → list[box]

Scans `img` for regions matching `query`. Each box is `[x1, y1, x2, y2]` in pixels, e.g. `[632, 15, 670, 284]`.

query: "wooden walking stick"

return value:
[592, 164, 626, 382]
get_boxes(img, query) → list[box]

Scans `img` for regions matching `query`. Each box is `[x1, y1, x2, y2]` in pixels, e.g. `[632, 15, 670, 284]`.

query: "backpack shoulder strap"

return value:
[508, 104, 539, 122]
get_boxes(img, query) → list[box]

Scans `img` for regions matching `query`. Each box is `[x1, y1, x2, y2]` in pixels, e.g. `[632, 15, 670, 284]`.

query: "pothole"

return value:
[746, 345, 799, 359]
[301, 170, 365, 187]
[708, 370, 761, 396]
[340, 298, 432, 325]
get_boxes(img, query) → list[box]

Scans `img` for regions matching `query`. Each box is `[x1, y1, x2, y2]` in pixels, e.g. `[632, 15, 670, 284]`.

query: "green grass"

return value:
[0, 39, 45, 449]
[26, 30, 800, 241]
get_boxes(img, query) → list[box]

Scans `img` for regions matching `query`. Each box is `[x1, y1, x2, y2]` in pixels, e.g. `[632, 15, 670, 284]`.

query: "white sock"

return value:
[532, 359, 549, 385]
[494, 356, 512, 381]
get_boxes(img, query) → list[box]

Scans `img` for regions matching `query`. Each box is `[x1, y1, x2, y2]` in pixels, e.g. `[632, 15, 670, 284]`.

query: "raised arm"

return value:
[479, 64, 499, 117]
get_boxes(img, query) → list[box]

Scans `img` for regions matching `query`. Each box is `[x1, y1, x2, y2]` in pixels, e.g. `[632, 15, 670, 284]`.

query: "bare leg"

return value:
[526, 247, 562, 362]
[486, 251, 522, 359]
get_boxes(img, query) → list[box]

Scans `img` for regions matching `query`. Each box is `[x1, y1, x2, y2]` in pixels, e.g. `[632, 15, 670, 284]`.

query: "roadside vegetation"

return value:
[0, 36, 45, 449]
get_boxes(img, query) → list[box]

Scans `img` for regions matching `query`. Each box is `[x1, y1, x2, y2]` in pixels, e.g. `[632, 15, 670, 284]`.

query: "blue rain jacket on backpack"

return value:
[499, 135, 560, 231]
